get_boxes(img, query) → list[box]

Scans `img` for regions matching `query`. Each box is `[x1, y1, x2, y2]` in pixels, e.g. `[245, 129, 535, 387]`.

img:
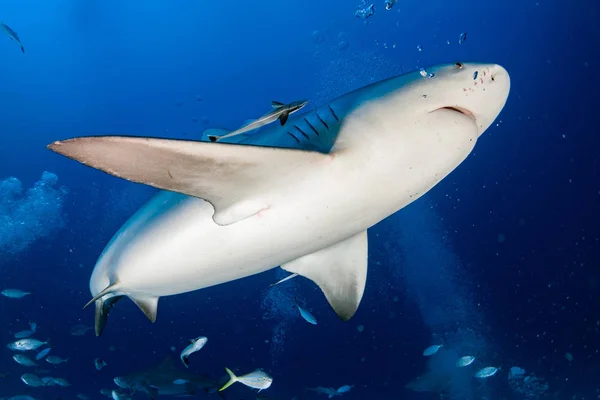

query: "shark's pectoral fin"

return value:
[278, 112, 290, 126]
[131, 295, 159, 322]
[282, 231, 368, 321]
[95, 295, 122, 337]
[47, 136, 328, 226]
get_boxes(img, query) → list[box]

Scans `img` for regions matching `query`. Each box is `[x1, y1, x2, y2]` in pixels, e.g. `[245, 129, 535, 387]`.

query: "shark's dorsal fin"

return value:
[281, 231, 368, 321]
[271, 100, 284, 108]
[48, 137, 328, 226]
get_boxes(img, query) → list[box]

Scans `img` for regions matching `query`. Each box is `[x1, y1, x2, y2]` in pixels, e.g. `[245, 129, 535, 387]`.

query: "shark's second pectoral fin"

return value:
[131, 295, 159, 323]
[47, 136, 327, 226]
[282, 231, 368, 321]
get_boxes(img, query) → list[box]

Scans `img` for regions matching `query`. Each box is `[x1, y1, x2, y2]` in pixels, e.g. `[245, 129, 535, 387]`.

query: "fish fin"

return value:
[95, 295, 122, 336]
[180, 354, 189, 368]
[271, 100, 284, 108]
[202, 128, 230, 142]
[130, 295, 159, 322]
[281, 231, 368, 321]
[219, 368, 237, 391]
[47, 136, 328, 226]
[279, 112, 289, 126]
[20, 45, 24, 53]
[269, 272, 299, 287]
[84, 281, 120, 309]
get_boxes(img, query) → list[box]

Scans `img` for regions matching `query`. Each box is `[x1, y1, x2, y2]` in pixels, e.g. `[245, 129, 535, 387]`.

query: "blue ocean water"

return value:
[0, 1, 598, 399]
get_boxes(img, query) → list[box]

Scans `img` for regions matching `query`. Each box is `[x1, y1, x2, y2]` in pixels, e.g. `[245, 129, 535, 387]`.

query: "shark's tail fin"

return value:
[218, 368, 237, 392]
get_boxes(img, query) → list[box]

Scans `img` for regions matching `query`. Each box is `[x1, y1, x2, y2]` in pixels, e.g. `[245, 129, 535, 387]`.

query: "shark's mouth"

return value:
[437, 106, 476, 121]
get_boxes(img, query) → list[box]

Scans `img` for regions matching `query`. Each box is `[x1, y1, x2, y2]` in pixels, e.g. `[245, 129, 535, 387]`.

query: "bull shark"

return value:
[113, 355, 220, 398]
[0, 22, 24, 53]
[207, 99, 308, 142]
[47, 62, 510, 336]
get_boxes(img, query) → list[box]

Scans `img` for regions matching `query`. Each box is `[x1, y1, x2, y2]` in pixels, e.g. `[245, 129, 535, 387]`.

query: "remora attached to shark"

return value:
[47, 62, 510, 336]
[207, 99, 308, 142]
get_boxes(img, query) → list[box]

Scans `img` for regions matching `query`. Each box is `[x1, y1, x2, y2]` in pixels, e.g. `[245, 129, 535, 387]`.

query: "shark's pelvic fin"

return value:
[131, 295, 159, 323]
[278, 111, 289, 126]
[47, 136, 327, 226]
[281, 231, 368, 321]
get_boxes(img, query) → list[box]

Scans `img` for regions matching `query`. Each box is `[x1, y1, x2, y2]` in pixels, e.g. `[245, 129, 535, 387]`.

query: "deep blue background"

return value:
[1, 0, 599, 399]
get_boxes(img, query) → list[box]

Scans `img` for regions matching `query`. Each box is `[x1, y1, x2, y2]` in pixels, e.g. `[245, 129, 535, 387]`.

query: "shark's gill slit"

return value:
[294, 125, 309, 139]
[316, 113, 329, 130]
[304, 118, 319, 136]
[328, 104, 340, 122]
[286, 132, 300, 143]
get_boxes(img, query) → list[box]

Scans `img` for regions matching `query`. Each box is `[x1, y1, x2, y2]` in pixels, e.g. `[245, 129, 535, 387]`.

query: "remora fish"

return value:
[0, 22, 24, 53]
[179, 336, 207, 368]
[47, 62, 510, 336]
[113, 355, 219, 398]
[207, 99, 308, 142]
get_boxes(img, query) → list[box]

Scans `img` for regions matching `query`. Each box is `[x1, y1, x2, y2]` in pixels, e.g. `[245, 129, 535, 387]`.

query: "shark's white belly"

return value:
[92, 149, 390, 298]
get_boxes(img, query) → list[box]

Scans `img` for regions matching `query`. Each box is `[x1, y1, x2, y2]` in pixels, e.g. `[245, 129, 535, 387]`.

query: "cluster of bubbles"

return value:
[0, 171, 68, 258]
[260, 269, 298, 365]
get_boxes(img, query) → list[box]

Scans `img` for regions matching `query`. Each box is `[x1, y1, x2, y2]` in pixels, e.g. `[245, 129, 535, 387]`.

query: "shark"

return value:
[207, 99, 309, 142]
[113, 355, 221, 398]
[46, 62, 510, 336]
[0, 22, 24, 53]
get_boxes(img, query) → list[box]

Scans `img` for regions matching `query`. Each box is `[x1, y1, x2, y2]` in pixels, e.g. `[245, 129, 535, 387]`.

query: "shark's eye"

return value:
[455, 62, 464, 69]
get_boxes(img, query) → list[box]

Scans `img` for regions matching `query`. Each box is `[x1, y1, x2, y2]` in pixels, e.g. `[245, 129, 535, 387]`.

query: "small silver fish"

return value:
[219, 368, 273, 392]
[173, 379, 189, 385]
[14, 330, 33, 339]
[21, 373, 44, 387]
[8, 338, 48, 351]
[12, 354, 37, 367]
[179, 336, 207, 368]
[35, 348, 51, 360]
[111, 390, 131, 400]
[422, 344, 443, 356]
[456, 355, 476, 367]
[0, 22, 25, 53]
[293, 298, 317, 325]
[1, 289, 30, 298]
[45, 356, 68, 364]
[337, 384, 353, 394]
[207, 100, 309, 142]
[94, 358, 107, 371]
[474, 366, 499, 378]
